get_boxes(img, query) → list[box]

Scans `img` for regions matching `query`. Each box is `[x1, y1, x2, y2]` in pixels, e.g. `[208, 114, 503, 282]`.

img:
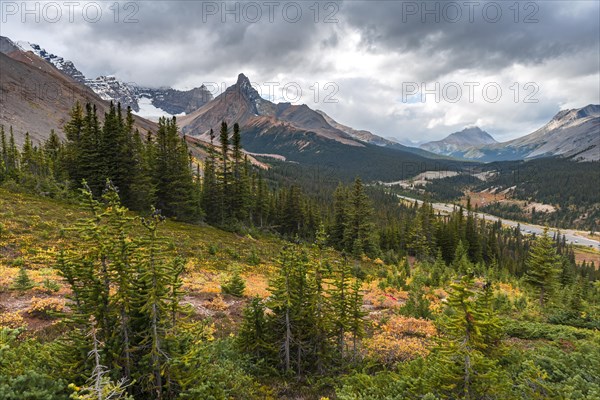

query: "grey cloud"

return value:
[1, 0, 598, 142]
[339, 0, 600, 81]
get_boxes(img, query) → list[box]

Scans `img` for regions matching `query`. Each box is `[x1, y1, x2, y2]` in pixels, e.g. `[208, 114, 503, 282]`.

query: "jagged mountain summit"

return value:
[1, 36, 213, 118]
[180, 73, 363, 146]
[16, 40, 87, 84]
[420, 127, 497, 158]
[179, 73, 451, 180]
[181, 74, 437, 155]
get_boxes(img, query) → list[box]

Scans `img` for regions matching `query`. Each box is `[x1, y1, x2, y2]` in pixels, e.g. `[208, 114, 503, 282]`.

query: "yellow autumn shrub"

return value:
[0, 311, 25, 328]
[364, 315, 436, 366]
[204, 294, 228, 311]
[27, 297, 64, 319]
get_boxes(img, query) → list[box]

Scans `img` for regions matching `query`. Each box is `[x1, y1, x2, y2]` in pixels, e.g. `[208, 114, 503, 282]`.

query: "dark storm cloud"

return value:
[66, 1, 341, 85]
[5, 1, 596, 84]
[339, 0, 600, 80]
[2, 1, 340, 85]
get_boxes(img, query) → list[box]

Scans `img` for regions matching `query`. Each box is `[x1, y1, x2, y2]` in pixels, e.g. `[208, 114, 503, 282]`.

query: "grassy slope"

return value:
[0, 188, 284, 270]
[0, 188, 286, 333]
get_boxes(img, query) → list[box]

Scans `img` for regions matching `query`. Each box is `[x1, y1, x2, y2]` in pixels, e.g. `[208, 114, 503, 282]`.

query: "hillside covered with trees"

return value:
[1, 102, 599, 399]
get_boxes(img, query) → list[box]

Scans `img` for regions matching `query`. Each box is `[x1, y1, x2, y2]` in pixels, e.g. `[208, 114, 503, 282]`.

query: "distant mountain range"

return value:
[420, 127, 497, 158]
[466, 105, 599, 162]
[1, 34, 597, 168]
[177, 73, 449, 180]
[2, 37, 213, 117]
[421, 106, 600, 162]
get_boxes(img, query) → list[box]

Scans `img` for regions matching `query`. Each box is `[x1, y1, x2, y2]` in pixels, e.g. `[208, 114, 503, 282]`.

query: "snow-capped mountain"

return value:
[84, 75, 139, 110]
[16, 41, 87, 84]
[0, 43, 156, 147]
[8, 38, 213, 117]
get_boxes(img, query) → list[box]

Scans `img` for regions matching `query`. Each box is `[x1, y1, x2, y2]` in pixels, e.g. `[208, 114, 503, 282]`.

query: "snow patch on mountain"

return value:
[136, 97, 185, 121]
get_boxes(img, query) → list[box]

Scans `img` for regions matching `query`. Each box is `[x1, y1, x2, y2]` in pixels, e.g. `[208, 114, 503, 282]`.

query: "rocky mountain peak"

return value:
[234, 73, 261, 101]
[553, 104, 600, 123]
[237, 73, 250, 85]
[0, 36, 20, 54]
[447, 127, 497, 144]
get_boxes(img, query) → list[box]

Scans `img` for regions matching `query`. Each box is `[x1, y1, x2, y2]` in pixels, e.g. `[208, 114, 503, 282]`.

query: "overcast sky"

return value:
[2, 0, 599, 143]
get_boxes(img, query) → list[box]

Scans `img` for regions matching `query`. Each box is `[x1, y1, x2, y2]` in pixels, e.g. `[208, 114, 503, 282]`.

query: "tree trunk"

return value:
[284, 308, 291, 372]
[152, 302, 162, 400]
[121, 307, 131, 384]
[464, 352, 471, 400]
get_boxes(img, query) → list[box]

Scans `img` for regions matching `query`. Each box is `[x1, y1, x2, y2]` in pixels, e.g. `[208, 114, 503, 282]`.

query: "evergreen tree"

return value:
[201, 129, 220, 224]
[55, 182, 187, 398]
[221, 269, 246, 297]
[12, 265, 34, 291]
[348, 278, 366, 359]
[452, 240, 472, 274]
[344, 178, 377, 257]
[331, 254, 352, 359]
[524, 228, 561, 307]
[435, 274, 505, 399]
[128, 130, 156, 211]
[237, 297, 272, 362]
[0, 125, 7, 182]
[44, 129, 63, 180]
[253, 172, 269, 228]
[408, 215, 428, 259]
[218, 121, 231, 225]
[153, 117, 198, 221]
[330, 183, 348, 249]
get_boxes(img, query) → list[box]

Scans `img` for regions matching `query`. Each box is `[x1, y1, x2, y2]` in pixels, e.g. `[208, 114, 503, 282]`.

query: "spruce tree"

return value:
[128, 130, 155, 211]
[331, 254, 352, 359]
[153, 117, 198, 221]
[344, 178, 377, 257]
[12, 265, 34, 291]
[201, 129, 220, 224]
[330, 183, 348, 249]
[348, 278, 366, 359]
[55, 182, 187, 398]
[435, 274, 505, 399]
[218, 121, 231, 225]
[254, 173, 269, 228]
[237, 297, 272, 362]
[221, 269, 246, 297]
[0, 125, 6, 182]
[524, 228, 561, 307]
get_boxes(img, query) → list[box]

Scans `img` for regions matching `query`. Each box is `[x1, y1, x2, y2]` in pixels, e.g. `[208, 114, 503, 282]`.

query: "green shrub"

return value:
[41, 278, 60, 293]
[11, 266, 34, 291]
[247, 249, 261, 266]
[221, 270, 246, 297]
[208, 244, 219, 256]
[503, 319, 595, 341]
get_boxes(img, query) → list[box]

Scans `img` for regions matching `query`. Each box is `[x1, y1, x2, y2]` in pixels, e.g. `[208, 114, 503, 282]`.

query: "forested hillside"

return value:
[397, 158, 600, 231]
[1, 102, 599, 399]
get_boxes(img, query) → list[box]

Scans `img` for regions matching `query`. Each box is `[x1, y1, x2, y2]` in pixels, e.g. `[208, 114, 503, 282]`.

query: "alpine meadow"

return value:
[1, 1, 599, 399]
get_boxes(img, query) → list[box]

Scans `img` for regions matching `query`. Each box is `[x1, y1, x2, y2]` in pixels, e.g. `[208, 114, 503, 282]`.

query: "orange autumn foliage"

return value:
[363, 315, 436, 366]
